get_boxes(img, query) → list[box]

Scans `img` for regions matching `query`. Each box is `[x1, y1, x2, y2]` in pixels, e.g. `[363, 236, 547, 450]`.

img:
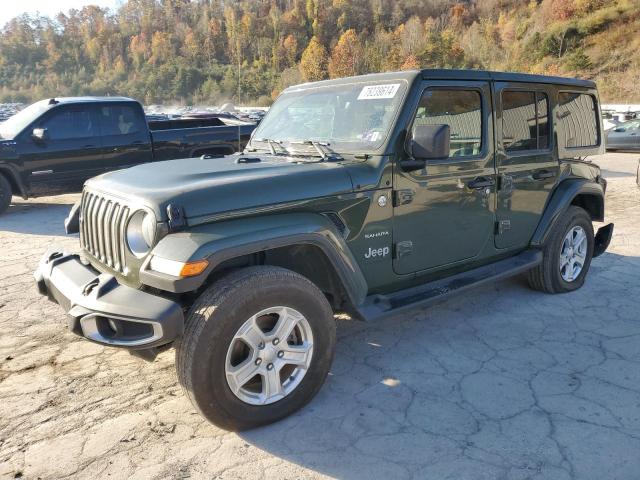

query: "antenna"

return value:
[237, 35, 242, 152]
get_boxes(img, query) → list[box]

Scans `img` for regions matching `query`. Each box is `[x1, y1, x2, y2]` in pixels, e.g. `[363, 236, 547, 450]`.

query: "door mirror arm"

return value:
[400, 158, 427, 172]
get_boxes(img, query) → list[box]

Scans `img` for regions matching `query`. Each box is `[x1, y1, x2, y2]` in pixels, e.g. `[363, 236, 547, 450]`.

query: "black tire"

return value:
[175, 266, 336, 430]
[528, 205, 594, 293]
[0, 174, 12, 215]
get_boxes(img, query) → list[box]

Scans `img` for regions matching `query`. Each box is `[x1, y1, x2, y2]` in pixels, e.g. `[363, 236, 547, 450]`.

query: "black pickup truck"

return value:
[0, 97, 255, 213]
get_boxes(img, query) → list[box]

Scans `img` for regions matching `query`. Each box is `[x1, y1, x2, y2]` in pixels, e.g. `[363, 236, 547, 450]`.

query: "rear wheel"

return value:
[528, 206, 594, 293]
[0, 174, 12, 215]
[175, 266, 335, 430]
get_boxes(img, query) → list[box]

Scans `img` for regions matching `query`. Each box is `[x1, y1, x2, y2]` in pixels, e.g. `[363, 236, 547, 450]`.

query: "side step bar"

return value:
[357, 250, 542, 321]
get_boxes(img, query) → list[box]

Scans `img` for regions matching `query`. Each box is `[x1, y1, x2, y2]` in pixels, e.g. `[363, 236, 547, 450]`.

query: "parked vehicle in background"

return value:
[0, 103, 24, 122]
[0, 97, 255, 214]
[606, 119, 640, 150]
[36, 70, 613, 430]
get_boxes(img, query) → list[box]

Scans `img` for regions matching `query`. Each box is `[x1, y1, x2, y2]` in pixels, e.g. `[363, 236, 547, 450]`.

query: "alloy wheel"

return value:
[559, 225, 588, 282]
[224, 306, 314, 405]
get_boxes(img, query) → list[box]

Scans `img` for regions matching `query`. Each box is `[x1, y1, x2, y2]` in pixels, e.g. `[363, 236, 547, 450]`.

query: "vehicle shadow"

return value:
[0, 198, 76, 236]
[236, 251, 640, 479]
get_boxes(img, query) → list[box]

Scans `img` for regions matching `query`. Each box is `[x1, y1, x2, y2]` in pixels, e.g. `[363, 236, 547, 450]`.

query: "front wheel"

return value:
[528, 206, 594, 293]
[0, 174, 12, 215]
[175, 266, 336, 430]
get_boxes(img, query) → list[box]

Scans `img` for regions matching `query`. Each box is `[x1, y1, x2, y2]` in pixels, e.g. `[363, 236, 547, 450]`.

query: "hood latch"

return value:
[167, 204, 187, 232]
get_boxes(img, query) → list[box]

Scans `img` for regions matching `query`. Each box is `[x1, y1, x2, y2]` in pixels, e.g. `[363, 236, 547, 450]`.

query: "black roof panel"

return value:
[49, 96, 137, 104]
[419, 69, 596, 88]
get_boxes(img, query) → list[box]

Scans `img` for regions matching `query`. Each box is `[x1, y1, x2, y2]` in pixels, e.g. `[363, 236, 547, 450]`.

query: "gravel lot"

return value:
[0, 153, 639, 480]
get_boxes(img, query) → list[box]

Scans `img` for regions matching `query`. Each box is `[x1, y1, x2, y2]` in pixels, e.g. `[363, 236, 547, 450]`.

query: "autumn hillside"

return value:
[0, 0, 638, 105]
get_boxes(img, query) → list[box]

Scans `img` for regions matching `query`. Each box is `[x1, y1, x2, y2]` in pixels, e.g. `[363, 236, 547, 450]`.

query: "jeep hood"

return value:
[86, 154, 355, 221]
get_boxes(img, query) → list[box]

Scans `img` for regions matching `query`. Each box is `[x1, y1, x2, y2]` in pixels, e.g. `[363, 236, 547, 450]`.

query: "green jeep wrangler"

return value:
[36, 70, 614, 430]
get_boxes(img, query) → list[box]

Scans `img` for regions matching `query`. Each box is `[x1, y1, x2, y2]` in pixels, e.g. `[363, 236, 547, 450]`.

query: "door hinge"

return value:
[496, 219, 511, 235]
[394, 240, 413, 259]
[393, 189, 415, 207]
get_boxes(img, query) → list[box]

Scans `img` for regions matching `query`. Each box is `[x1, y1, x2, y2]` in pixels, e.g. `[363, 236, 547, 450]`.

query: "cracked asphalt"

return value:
[0, 152, 639, 480]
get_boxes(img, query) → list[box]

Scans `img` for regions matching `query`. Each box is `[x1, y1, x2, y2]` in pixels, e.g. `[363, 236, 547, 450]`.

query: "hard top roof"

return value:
[286, 69, 595, 91]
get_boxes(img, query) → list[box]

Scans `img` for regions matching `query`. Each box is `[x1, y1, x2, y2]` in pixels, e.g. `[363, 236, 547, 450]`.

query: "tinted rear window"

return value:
[557, 93, 599, 148]
[502, 90, 549, 152]
[100, 105, 142, 136]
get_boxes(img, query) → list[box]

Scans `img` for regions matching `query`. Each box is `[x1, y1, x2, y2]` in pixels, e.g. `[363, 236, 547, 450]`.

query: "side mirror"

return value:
[32, 128, 48, 142]
[402, 124, 450, 171]
[411, 124, 450, 160]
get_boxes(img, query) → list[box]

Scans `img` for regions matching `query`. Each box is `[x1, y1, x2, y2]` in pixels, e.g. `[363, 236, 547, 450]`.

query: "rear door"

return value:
[98, 102, 152, 171]
[19, 104, 103, 194]
[392, 80, 496, 275]
[494, 83, 557, 249]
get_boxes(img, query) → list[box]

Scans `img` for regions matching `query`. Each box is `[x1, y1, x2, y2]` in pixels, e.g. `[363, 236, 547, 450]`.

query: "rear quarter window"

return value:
[557, 93, 599, 148]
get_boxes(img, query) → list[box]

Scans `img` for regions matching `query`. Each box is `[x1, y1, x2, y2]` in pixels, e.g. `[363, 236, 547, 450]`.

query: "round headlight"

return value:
[126, 210, 156, 258]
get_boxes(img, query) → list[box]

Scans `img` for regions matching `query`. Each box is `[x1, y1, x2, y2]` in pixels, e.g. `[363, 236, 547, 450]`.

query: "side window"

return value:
[100, 105, 142, 136]
[413, 89, 482, 158]
[502, 90, 549, 152]
[557, 93, 599, 148]
[41, 108, 98, 140]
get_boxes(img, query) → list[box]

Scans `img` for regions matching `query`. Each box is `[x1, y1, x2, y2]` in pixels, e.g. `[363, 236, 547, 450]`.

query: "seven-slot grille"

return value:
[80, 190, 131, 273]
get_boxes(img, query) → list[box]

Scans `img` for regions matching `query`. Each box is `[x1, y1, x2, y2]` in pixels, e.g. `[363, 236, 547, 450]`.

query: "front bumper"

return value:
[35, 249, 184, 349]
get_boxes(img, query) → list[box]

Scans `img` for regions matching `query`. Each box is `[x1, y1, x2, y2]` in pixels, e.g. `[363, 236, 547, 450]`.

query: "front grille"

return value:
[80, 190, 130, 273]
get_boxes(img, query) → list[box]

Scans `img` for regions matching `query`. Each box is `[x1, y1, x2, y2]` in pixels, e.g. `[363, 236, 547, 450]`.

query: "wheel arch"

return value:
[530, 178, 605, 248]
[140, 213, 368, 311]
[0, 164, 27, 199]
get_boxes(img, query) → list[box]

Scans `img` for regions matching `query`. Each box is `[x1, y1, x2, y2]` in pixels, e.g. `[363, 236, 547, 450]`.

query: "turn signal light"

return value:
[179, 260, 209, 277]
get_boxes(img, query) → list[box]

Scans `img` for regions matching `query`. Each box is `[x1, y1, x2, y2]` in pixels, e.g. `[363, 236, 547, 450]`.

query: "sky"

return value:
[1, 0, 121, 28]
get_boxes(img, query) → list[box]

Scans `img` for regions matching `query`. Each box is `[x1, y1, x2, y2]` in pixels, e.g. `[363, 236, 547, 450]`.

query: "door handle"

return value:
[83, 145, 96, 148]
[532, 170, 556, 180]
[467, 176, 496, 190]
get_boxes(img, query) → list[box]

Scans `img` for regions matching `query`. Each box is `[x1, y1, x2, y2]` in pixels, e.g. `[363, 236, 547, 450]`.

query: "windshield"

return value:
[251, 80, 408, 153]
[0, 100, 50, 139]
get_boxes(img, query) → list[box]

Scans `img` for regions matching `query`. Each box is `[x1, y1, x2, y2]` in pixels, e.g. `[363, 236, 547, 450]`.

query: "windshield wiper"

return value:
[248, 138, 290, 156]
[289, 140, 343, 161]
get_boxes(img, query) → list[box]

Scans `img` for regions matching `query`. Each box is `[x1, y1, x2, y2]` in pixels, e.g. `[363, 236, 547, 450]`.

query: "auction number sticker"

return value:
[357, 83, 400, 100]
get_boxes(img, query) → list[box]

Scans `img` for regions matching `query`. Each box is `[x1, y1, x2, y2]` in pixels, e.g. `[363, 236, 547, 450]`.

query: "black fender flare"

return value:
[139, 212, 369, 306]
[0, 163, 27, 199]
[530, 178, 604, 248]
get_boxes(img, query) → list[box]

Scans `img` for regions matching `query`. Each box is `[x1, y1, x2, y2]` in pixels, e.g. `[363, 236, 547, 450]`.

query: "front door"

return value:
[19, 105, 103, 195]
[393, 81, 496, 275]
[494, 83, 558, 249]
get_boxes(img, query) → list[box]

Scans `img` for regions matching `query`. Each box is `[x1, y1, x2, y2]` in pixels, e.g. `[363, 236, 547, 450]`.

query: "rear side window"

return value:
[502, 90, 549, 152]
[413, 89, 483, 157]
[100, 105, 142, 136]
[41, 107, 98, 140]
[557, 93, 599, 148]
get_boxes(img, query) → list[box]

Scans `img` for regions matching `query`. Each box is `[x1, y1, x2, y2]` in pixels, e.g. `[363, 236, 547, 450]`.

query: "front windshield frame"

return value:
[250, 78, 409, 155]
[0, 100, 51, 139]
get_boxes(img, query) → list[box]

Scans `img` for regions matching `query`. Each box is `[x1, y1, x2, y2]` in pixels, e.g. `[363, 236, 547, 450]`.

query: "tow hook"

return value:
[82, 278, 100, 296]
[46, 251, 63, 263]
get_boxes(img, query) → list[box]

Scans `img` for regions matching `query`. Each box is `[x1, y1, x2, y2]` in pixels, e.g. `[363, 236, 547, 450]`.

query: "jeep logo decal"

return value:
[364, 246, 390, 259]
